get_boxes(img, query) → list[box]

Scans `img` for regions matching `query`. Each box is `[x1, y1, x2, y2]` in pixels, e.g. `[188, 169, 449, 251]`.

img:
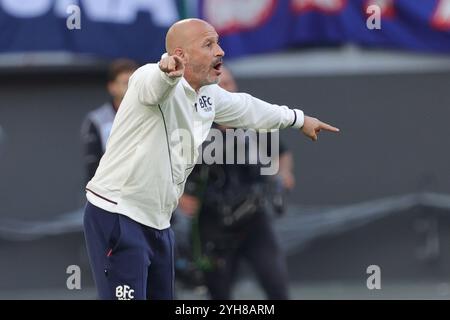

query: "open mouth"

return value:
[213, 62, 222, 71]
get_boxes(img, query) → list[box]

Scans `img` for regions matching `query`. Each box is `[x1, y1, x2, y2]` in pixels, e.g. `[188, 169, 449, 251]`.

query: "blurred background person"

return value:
[177, 67, 296, 300]
[80, 59, 138, 182]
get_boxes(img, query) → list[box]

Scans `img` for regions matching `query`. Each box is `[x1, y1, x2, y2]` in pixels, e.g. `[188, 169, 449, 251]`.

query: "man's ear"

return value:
[173, 48, 187, 63]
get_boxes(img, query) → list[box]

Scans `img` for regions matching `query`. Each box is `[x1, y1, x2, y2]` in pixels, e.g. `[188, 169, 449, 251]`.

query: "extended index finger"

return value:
[319, 121, 340, 132]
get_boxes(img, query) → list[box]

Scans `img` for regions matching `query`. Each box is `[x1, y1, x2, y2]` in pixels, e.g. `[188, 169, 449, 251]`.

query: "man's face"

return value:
[184, 25, 225, 89]
[108, 71, 133, 103]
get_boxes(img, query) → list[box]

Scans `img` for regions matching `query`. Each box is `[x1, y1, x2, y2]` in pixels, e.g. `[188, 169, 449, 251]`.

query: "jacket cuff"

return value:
[159, 67, 181, 86]
[290, 109, 304, 129]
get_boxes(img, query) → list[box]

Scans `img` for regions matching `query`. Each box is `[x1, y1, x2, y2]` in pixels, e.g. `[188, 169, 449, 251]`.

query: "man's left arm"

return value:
[214, 86, 303, 130]
[213, 86, 339, 141]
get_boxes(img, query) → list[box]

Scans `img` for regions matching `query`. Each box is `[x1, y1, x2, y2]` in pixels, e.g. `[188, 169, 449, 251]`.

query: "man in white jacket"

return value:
[83, 18, 339, 300]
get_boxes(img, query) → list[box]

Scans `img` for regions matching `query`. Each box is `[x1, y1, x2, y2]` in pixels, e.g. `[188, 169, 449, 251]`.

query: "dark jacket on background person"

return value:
[80, 102, 116, 182]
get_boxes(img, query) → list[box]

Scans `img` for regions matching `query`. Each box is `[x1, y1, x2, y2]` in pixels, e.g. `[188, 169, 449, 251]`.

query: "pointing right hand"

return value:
[159, 55, 185, 78]
[301, 115, 340, 141]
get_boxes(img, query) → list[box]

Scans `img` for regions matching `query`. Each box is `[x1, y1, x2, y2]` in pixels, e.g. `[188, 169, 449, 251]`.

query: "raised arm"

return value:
[130, 54, 185, 106]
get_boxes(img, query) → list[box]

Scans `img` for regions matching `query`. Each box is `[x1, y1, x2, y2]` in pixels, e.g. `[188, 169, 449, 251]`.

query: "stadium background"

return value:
[1, 0, 450, 299]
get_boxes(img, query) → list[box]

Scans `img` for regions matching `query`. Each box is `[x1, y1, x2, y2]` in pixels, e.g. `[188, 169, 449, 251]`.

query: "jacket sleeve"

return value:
[129, 63, 181, 106]
[213, 85, 304, 130]
[80, 118, 103, 184]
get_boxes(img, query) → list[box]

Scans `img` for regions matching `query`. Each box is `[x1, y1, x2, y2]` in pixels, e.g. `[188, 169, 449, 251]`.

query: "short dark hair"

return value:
[107, 59, 138, 82]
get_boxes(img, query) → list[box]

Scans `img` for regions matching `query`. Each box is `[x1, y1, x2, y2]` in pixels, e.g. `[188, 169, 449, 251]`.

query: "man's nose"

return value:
[215, 44, 225, 57]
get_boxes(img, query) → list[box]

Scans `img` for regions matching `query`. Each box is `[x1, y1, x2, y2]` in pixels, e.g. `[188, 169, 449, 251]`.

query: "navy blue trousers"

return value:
[83, 201, 175, 300]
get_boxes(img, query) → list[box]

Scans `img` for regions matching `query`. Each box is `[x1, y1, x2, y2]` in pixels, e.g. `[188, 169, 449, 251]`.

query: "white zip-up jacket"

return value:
[86, 63, 304, 229]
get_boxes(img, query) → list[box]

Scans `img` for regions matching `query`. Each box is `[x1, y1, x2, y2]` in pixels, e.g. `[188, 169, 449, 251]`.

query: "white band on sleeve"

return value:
[290, 109, 304, 129]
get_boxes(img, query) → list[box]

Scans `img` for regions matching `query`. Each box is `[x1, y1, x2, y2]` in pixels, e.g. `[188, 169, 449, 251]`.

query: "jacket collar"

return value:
[181, 77, 196, 94]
